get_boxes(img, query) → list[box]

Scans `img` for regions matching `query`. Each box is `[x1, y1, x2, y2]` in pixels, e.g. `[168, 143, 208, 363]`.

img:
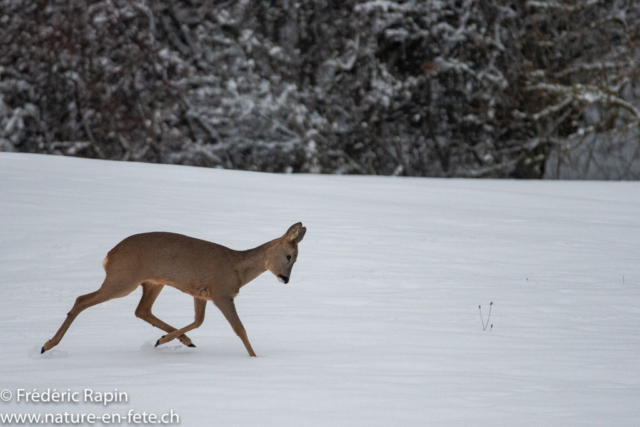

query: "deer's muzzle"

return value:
[278, 275, 289, 284]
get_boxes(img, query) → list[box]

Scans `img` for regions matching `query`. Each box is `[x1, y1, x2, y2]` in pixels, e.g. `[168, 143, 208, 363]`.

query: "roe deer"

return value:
[41, 223, 307, 357]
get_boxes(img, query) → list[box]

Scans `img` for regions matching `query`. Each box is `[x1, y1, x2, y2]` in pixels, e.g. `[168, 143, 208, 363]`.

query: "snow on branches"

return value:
[0, 0, 638, 178]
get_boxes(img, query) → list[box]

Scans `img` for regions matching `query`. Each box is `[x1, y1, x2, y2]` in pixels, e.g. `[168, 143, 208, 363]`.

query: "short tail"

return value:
[102, 254, 109, 270]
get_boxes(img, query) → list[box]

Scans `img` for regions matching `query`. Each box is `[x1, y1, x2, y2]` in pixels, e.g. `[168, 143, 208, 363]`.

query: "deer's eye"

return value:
[286, 255, 292, 262]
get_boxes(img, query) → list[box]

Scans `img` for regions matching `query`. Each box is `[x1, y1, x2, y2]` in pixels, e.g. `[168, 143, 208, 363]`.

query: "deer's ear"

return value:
[284, 222, 306, 244]
[294, 226, 306, 244]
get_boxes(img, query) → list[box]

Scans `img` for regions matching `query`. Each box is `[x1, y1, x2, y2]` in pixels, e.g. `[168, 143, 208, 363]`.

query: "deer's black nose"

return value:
[278, 275, 289, 284]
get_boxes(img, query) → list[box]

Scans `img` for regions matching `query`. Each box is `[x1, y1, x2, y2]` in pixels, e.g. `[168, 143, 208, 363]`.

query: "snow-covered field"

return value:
[1, 153, 639, 426]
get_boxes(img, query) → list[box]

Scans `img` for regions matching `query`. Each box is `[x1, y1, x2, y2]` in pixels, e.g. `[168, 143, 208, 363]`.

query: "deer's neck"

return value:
[235, 239, 277, 287]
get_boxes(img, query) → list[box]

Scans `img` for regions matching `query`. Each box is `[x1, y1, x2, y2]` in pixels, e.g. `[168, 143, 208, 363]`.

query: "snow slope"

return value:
[1, 153, 639, 426]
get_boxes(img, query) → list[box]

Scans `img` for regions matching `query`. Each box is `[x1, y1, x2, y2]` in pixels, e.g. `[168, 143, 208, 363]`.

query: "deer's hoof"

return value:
[187, 343, 196, 348]
[155, 339, 160, 348]
[41, 346, 46, 354]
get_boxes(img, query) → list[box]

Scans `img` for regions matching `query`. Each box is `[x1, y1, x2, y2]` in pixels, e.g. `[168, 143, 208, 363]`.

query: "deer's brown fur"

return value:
[41, 223, 307, 357]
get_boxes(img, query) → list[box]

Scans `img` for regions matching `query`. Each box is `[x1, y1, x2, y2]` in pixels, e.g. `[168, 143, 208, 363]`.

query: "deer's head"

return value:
[266, 222, 306, 284]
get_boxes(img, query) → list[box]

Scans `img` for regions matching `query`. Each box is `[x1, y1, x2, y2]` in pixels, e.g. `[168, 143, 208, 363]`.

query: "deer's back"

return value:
[104, 232, 239, 296]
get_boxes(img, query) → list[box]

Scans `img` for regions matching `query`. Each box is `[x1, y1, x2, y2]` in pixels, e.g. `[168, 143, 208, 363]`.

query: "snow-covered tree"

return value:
[1, 0, 638, 178]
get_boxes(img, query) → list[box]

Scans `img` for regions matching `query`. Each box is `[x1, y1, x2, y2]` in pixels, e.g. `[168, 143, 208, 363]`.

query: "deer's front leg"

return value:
[155, 298, 206, 347]
[214, 298, 257, 357]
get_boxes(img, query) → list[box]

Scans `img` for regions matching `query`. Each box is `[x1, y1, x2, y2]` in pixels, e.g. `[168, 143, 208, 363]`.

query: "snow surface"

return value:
[1, 153, 639, 426]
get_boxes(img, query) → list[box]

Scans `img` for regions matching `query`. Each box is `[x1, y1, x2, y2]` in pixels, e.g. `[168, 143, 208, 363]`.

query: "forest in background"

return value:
[1, 0, 639, 178]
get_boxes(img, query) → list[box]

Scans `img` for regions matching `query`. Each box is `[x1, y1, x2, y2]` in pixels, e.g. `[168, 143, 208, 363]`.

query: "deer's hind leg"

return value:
[41, 277, 139, 353]
[135, 283, 195, 347]
[155, 298, 206, 347]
